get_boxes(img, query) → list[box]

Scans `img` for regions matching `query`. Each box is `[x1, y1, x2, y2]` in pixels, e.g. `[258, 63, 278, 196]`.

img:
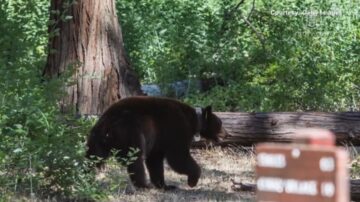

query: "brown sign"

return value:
[256, 129, 349, 202]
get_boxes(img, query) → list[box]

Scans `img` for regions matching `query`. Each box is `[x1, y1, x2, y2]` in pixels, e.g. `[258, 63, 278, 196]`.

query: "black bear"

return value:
[86, 96, 222, 190]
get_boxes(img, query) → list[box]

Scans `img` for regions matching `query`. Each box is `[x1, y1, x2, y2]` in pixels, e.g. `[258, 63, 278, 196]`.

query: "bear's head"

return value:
[199, 106, 222, 142]
[85, 128, 111, 168]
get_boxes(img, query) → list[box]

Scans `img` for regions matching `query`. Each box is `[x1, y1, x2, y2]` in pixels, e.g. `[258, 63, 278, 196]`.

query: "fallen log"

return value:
[351, 179, 360, 201]
[197, 112, 360, 146]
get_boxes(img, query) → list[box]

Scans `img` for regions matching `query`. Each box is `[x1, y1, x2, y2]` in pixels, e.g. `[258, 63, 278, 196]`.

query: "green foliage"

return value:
[0, 0, 131, 200]
[184, 82, 266, 112]
[351, 155, 360, 179]
[117, 0, 360, 111]
[0, 0, 359, 199]
[0, 1, 95, 198]
[116, 0, 227, 83]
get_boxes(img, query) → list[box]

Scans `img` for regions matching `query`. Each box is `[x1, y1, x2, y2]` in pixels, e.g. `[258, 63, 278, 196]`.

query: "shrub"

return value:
[0, 1, 114, 200]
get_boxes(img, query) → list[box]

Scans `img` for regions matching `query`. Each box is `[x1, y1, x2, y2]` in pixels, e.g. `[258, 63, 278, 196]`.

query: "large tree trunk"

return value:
[197, 112, 360, 146]
[44, 0, 142, 115]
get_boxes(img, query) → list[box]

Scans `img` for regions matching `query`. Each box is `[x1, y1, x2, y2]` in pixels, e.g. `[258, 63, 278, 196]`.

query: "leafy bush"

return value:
[0, 1, 114, 200]
[117, 0, 360, 112]
[184, 82, 265, 112]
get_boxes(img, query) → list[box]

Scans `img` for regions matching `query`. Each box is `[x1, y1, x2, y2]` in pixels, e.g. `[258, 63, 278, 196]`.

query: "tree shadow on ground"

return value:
[154, 186, 255, 202]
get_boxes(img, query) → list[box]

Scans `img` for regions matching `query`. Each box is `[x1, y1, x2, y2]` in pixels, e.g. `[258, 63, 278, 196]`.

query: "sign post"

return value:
[256, 128, 349, 202]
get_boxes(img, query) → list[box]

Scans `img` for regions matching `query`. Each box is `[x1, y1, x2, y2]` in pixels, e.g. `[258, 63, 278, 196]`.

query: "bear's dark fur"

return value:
[86, 96, 222, 189]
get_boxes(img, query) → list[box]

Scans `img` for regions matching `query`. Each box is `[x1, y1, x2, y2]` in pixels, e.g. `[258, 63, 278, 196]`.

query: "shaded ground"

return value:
[104, 146, 257, 202]
[11, 145, 360, 201]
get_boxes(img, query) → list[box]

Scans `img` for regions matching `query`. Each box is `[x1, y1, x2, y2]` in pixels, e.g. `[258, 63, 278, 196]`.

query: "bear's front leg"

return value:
[166, 150, 201, 187]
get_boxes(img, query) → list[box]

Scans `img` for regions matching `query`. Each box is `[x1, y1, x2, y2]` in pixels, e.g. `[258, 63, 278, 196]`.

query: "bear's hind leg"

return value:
[126, 127, 149, 188]
[127, 154, 149, 188]
[146, 151, 176, 190]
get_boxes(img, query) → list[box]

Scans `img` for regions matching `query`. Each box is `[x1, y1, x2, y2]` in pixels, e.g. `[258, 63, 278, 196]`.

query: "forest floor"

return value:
[103, 146, 257, 202]
[13, 145, 359, 201]
[103, 145, 360, 202]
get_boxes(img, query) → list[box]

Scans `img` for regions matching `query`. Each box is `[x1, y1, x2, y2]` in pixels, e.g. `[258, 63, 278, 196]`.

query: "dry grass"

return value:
[101, 146, 257, 202]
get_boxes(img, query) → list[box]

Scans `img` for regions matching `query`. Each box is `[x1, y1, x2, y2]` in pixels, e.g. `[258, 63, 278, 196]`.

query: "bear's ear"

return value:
[203, 105, 212, 120]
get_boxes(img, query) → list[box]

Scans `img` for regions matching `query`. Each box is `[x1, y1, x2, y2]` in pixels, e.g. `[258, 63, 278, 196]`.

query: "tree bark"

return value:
[44, 0, 142, 115]
[199, 112, 360, 146]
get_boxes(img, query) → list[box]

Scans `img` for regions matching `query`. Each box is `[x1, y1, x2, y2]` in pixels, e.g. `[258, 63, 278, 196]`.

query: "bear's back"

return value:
[107, 97, 193, 117]
[97, 96, 198, 135]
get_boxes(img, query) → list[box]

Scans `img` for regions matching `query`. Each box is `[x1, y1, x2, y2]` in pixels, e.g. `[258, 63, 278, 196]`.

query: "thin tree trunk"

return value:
[44, 0, 142, 115]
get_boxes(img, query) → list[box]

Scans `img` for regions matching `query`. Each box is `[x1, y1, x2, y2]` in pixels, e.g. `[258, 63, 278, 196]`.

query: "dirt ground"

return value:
[96, 145, 360, 202]
[12, 146, 359, 201]
[102, 146, 257, 202]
